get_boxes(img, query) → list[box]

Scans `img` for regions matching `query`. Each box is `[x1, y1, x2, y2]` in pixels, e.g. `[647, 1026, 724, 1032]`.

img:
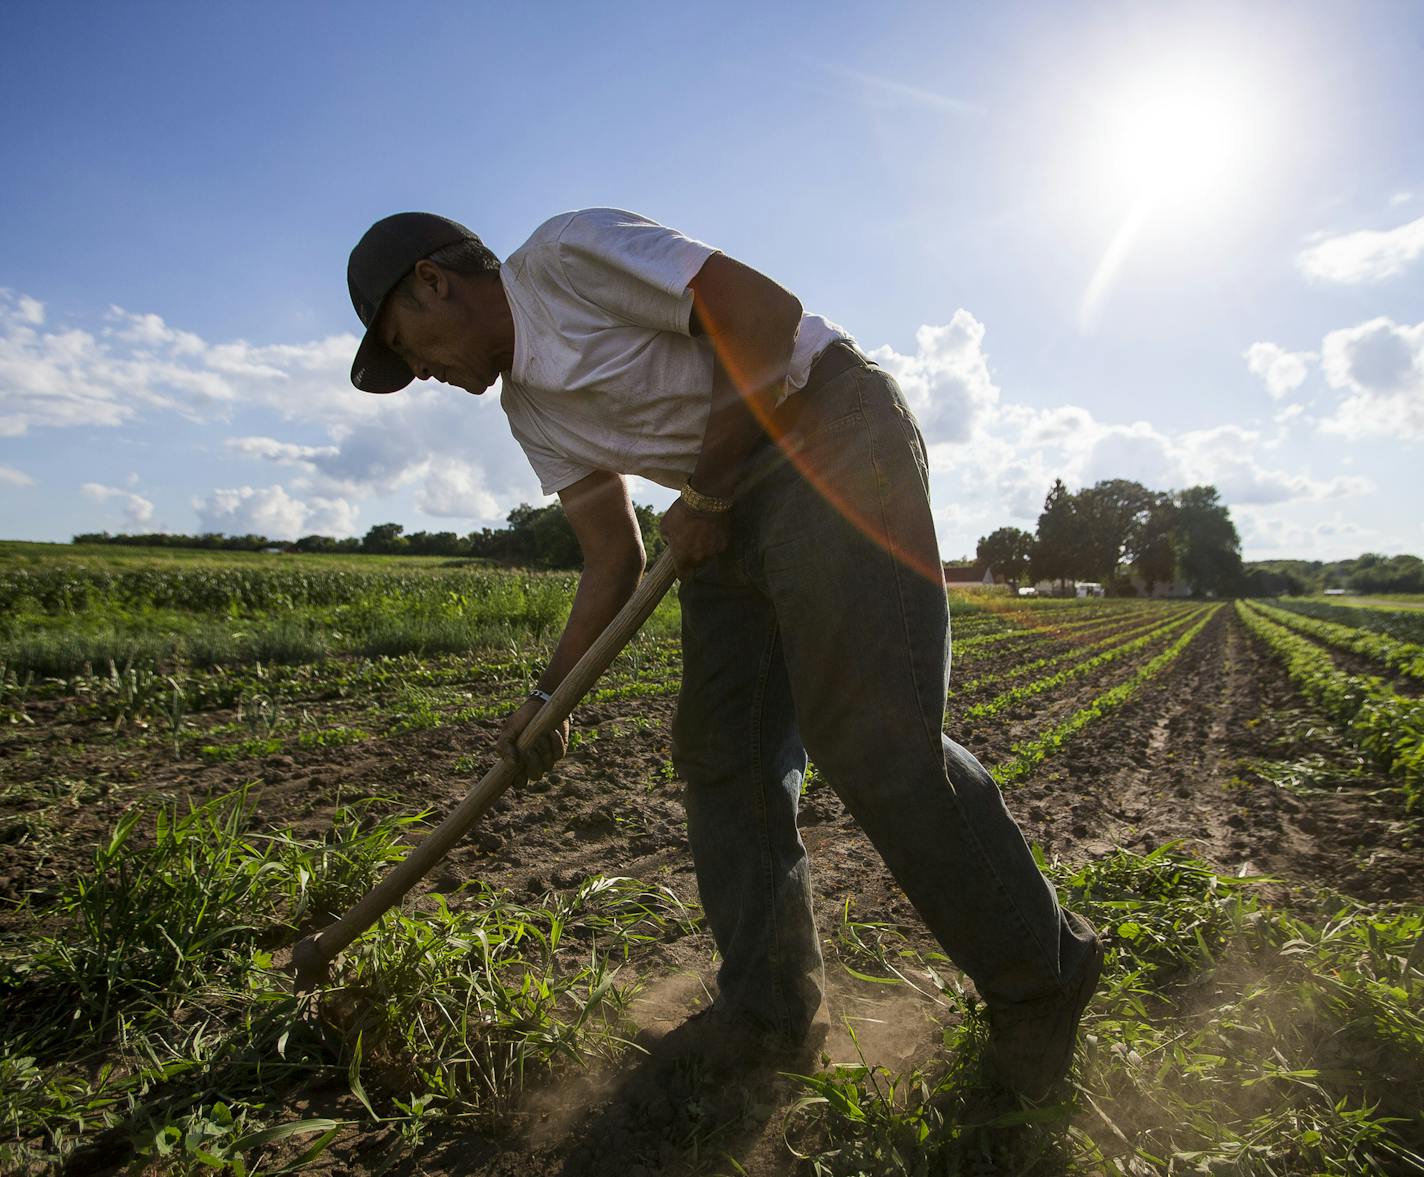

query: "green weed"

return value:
[789, 845, 1424, 1175]
[0, 793, 700, 1173]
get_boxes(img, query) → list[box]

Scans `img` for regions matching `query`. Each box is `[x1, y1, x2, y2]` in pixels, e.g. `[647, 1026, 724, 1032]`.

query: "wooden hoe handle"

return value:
[291, 549, 678, 989]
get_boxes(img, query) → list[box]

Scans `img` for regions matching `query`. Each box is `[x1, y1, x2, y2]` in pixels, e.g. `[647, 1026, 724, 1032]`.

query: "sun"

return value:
[1076, 58, 1269, 327]
[1085, 62, 1262, 216]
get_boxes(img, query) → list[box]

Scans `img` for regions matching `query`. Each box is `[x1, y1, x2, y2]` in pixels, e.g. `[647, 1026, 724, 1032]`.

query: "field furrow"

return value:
[1251, 598, 1424, 686]
[1237, 601, 1424, 809]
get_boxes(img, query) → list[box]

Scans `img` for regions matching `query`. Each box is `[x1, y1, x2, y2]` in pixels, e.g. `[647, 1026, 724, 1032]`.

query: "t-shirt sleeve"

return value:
[553, 208, 718, 335]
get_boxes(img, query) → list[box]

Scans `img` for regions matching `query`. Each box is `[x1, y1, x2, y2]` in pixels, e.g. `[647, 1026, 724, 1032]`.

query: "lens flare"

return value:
[698, 318, 948, 589]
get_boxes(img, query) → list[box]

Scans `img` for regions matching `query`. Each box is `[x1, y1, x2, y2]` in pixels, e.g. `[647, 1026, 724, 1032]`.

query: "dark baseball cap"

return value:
[347, 212, 485, 393]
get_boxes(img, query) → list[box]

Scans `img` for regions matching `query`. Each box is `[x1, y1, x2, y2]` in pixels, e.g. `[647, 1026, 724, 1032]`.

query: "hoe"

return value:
[291, 549, 678, 992]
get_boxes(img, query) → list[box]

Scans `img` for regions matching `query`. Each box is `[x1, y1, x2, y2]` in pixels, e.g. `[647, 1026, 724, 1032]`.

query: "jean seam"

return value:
[864, 373, 1062, 987]
[748, 609, 786, 1034]
[859, 373, 935, 753]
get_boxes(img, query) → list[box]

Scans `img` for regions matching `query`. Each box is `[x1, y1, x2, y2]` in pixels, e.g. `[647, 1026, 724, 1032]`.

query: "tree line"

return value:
[974, 479, 1245, 597]
[72, 484, 1420, 598]
[1245, 552, 1424, 596]
[74, 502, 667, 570]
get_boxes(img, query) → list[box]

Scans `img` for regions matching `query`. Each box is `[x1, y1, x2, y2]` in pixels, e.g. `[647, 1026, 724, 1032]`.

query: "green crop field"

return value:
[1, 549, 1421, 1175]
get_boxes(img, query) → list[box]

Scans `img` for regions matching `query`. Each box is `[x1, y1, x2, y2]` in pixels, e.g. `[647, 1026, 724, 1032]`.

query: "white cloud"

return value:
[193, 484, 359, 540]
[1319, 316, 1424, 439]
[0, 463, 34, 487]
[1011, 405, 1096, 447]
[1244, 341, 1314, 399]
[809, 59, 984, 115]
[1174, 425, 1372, 503]
[1, 287, 544, 531]
[1078, 422, 1185, 489]
[108, 307, 205, 354]
[1232, 506, 1414, 561]
[225, 436, 340, 464]
[866, 310, 999, 442]
[0, 290, 374, 437]
[3, 286, 1405, 560]
[81, 481, 155, 525]
[308, 388, 538, 513]
[1297, 215, 1424, 283]
[922, 396, 1374, 558]
[16, 296, 44, 326]
[415, 458, 503, 520]
[1, 296, 135, 436]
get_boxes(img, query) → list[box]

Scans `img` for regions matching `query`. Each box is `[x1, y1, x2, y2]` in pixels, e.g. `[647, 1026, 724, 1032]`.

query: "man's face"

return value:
[377, 262, 500, 395]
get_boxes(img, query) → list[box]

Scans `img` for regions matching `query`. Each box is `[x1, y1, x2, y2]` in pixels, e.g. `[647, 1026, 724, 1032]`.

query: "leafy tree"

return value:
[361, 522, 407, 554]
[1174, 486, 1243, 596]
[73, 497, 677, 570]
[976, 526, 1034, 591]
[1345, 553, 1424, 594]
[1243, 566, 1310, 596]
[1031, 479, 1077, 594]
[1072, 479, 1162, 584]
[633, 502, 668, 562]
[1133, 497, 1178, 594]
[403, 530, 465, 556]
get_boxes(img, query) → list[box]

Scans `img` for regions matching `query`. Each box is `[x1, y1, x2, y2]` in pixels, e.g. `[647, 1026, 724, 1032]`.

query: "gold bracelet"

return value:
[680, 481, 734, 514]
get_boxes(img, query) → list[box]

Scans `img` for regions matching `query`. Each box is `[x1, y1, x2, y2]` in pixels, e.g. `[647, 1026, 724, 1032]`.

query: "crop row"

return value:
[0, 570, 636, 677]
[952, 602, 1164, 654]
[956, 604, 1198, 693]
[0, 565, 577, 617]
[1272, 597, 1424, 645]
[992, 606, 1218, 786]
[1251, 600, 1424, 683]
[962, 605, 1207, 721]
[1237, 602, 1424, 810]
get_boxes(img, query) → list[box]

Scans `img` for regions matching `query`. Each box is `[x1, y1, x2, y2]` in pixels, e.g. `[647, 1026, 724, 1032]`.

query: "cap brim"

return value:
[351, 326, 414, 394]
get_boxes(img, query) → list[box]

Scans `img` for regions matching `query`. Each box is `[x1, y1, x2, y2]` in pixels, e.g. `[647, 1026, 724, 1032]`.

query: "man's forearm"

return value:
[688, 309, 800, 501]
[534, 556, 643, 693]
[688, 361, 769, 500]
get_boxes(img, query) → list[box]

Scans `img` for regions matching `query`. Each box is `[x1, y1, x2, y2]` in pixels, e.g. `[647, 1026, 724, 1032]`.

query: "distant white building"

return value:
[943, 563, 997, 589]
[1025, 577, 1192, 598]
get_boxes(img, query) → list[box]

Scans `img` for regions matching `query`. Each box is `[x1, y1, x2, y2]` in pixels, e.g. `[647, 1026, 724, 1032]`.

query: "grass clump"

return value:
[0, 791, 698, 1174]
[330, 875, 698, 1120]
[5, 790, 418, 1040]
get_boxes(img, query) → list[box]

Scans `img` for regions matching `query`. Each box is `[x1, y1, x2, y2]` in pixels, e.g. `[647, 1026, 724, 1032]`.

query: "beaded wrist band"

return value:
[679, 481, 733, 514]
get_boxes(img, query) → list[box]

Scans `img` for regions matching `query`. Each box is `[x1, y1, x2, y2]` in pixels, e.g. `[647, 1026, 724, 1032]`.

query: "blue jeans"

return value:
[671, 351, 1096, 1039]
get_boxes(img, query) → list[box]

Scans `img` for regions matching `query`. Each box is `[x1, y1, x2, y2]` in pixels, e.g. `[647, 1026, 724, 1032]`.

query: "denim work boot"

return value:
[984, 912, 1104, 1101]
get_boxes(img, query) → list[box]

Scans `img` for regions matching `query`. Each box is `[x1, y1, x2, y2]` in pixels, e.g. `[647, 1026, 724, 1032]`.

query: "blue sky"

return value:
[2, 0, 1421, 560]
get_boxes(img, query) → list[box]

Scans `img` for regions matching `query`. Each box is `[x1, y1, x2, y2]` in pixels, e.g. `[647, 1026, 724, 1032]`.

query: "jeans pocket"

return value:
[794, 410, 863, 454]
[788, 365, 866, 446]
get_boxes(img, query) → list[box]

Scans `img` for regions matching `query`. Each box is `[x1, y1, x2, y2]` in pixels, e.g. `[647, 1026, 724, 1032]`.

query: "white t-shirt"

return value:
[498, 208, 850, 495]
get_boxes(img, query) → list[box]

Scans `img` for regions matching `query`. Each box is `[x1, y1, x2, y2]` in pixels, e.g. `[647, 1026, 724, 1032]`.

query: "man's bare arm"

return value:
[661, 254, 803, 574]
[540, 470, 646, 689]
[495, 470, 644, 776]
[687, 254, 802, 498]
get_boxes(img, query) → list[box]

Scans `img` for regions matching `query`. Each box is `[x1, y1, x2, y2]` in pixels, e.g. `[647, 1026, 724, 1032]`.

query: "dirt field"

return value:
[2, 595, 1421, 1175]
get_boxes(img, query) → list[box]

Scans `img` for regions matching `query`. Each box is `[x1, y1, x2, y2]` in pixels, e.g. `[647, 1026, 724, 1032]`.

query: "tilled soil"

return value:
[1009, 607, 1421, 904]
[2, 604, 1419, 1176]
